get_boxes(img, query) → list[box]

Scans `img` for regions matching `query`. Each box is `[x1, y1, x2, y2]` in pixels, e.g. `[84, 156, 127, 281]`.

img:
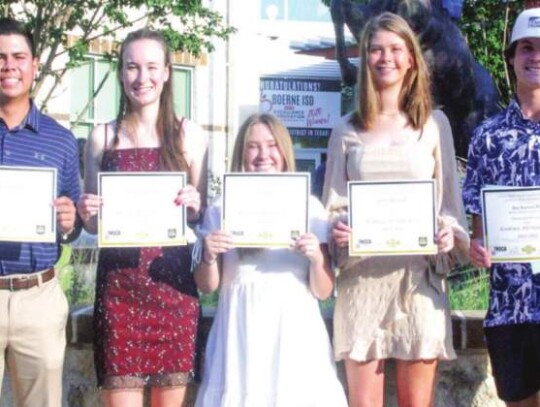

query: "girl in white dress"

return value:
[194, 113, 348, 407]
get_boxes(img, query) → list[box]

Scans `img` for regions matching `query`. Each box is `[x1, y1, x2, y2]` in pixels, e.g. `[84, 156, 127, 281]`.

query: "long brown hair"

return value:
[230, 113, 295, 173]
[354, 12, 432, 130]
[114, 28, 188, 172]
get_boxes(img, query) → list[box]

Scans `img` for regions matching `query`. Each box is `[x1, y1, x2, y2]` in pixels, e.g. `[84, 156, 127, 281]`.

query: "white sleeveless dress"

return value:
[195, 196, 347, 407]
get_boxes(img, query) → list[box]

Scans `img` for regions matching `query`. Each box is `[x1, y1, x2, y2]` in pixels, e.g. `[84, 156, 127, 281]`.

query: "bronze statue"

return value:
[331, 0, 501, 158]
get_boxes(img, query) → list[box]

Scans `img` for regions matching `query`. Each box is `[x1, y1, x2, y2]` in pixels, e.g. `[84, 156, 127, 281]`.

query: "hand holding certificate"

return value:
[222, 173, 310, 247]
[0, 166, 57, 243]
[482, 186, 540, 262]
[98, 172, 187, 247]
[348, 180, 437, 256]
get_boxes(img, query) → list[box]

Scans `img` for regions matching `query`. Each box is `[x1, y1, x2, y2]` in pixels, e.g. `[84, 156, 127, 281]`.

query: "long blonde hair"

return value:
[230, 113, 295, 172]
[354, 12, 432, 130]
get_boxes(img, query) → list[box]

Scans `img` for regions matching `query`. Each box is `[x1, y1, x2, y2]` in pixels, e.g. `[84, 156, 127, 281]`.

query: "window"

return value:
[260, 0, 330, 22]
[70, 56, 119, 139]
[172, 66, 193, 119]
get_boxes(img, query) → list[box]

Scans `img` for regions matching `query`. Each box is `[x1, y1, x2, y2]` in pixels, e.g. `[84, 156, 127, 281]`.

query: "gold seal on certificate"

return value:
[348, 180, 437, 256]
[98, 172, 187, 248]
[222, 173, 310, 247]
[482, 186, 540, 263]
[0, 166, 57, 243]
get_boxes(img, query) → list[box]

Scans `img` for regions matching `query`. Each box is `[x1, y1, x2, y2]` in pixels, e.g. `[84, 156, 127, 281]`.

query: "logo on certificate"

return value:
[387, 238, 400, 248]
[35, 225, 45, 235]
[418, 236, 427, 247]
[522, 245, 536, 255]
[167, 229, 177, 239]
[258, 231, 273, 239]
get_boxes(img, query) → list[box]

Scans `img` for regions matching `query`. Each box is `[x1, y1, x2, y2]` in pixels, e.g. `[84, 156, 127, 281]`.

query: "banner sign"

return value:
[259, 77, 341, 137]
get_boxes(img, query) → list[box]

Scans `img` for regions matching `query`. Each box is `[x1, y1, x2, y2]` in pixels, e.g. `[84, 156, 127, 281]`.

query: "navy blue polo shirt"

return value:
[0, 101, 81, 275]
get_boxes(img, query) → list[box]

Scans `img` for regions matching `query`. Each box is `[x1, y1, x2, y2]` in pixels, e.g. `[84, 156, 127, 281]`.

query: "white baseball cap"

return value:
[510, 8, 540, 44]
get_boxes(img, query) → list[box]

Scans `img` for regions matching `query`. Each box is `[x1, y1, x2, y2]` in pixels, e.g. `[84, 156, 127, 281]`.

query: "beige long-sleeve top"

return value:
[322, 110, 470, 361]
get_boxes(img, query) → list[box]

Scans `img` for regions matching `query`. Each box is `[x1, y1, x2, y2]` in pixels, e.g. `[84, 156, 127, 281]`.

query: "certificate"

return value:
[0, 166, 57, 243]
[482, 186, 540, 262]
[98, 172, 186, 247]
[348, 180, 437, 256]
[222, 173, 310, 247]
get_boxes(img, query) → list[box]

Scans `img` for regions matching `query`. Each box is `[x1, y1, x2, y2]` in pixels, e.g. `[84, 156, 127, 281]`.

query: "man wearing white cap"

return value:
[463, 7, 540, 407]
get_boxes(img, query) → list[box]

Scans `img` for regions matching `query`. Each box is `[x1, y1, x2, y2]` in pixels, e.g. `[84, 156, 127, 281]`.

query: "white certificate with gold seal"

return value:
[348, 180, 437, 256]
[222, 173, 310, 247]
[0, 166, 57, 242]
[98, 172, 186, 247]
[482, 186, 540, 262]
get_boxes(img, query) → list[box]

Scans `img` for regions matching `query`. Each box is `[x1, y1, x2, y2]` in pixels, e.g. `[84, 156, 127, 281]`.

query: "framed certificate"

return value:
[482, 186, 540, 262]
[348, 180, 437, 256]
[0, 166, 57, 243]
[98, 172, 187, 247]
[222, 173, 310, 247]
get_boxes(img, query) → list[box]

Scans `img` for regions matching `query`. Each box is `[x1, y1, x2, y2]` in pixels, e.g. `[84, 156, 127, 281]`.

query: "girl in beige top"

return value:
[322, 12, 469, 407]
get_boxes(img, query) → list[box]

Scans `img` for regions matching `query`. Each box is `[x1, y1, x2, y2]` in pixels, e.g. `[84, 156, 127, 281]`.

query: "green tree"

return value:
[1, 0, 235, 112]
[459, 0, 521, 104]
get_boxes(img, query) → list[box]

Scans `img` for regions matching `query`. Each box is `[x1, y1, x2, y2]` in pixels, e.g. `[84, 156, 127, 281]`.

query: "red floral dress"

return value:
[93, 148, 199, 389]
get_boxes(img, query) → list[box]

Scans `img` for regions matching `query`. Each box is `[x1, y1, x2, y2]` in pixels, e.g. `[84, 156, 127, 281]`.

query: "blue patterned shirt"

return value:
[463, 98, 540, 327]
[0, 102, 81, 275]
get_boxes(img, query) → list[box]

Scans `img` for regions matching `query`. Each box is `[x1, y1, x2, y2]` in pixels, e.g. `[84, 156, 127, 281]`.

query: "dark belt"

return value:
[0, 268, 56, 291]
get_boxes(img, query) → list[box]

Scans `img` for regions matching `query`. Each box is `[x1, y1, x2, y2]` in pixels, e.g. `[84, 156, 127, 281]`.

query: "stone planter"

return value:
[0, 308, 503, 407]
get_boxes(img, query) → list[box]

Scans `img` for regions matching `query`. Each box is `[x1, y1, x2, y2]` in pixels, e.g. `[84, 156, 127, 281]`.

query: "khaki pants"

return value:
[0, 275, 68, 407]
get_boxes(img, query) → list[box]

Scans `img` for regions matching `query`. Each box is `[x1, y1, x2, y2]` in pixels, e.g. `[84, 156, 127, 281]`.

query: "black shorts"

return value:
[485, 323, 540, 402]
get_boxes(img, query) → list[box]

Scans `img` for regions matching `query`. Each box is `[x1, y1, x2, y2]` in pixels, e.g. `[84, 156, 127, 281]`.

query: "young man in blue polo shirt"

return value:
[463, 7, 540, 407]
[0, 17, 81, 407]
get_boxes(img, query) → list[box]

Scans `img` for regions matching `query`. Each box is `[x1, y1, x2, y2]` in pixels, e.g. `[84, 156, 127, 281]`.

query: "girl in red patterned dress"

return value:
[77, 29, 207, 407]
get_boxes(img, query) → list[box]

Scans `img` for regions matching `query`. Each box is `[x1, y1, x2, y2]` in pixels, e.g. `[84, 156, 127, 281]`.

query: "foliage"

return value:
[56, 245, 97, 306]
[199, 291, 219, 308]
[1, 0, 235, 112]
[208, 169, 223, 201]
[459, 0, 522, 104]
[448, 265, 490, 310]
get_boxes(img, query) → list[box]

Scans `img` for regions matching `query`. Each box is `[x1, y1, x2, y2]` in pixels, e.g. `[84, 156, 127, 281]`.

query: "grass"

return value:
[56, 243, 490, 312]
[56, 244, 96, 306]
[447, 265, 490, 311]
[199, 291, 219, 307]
